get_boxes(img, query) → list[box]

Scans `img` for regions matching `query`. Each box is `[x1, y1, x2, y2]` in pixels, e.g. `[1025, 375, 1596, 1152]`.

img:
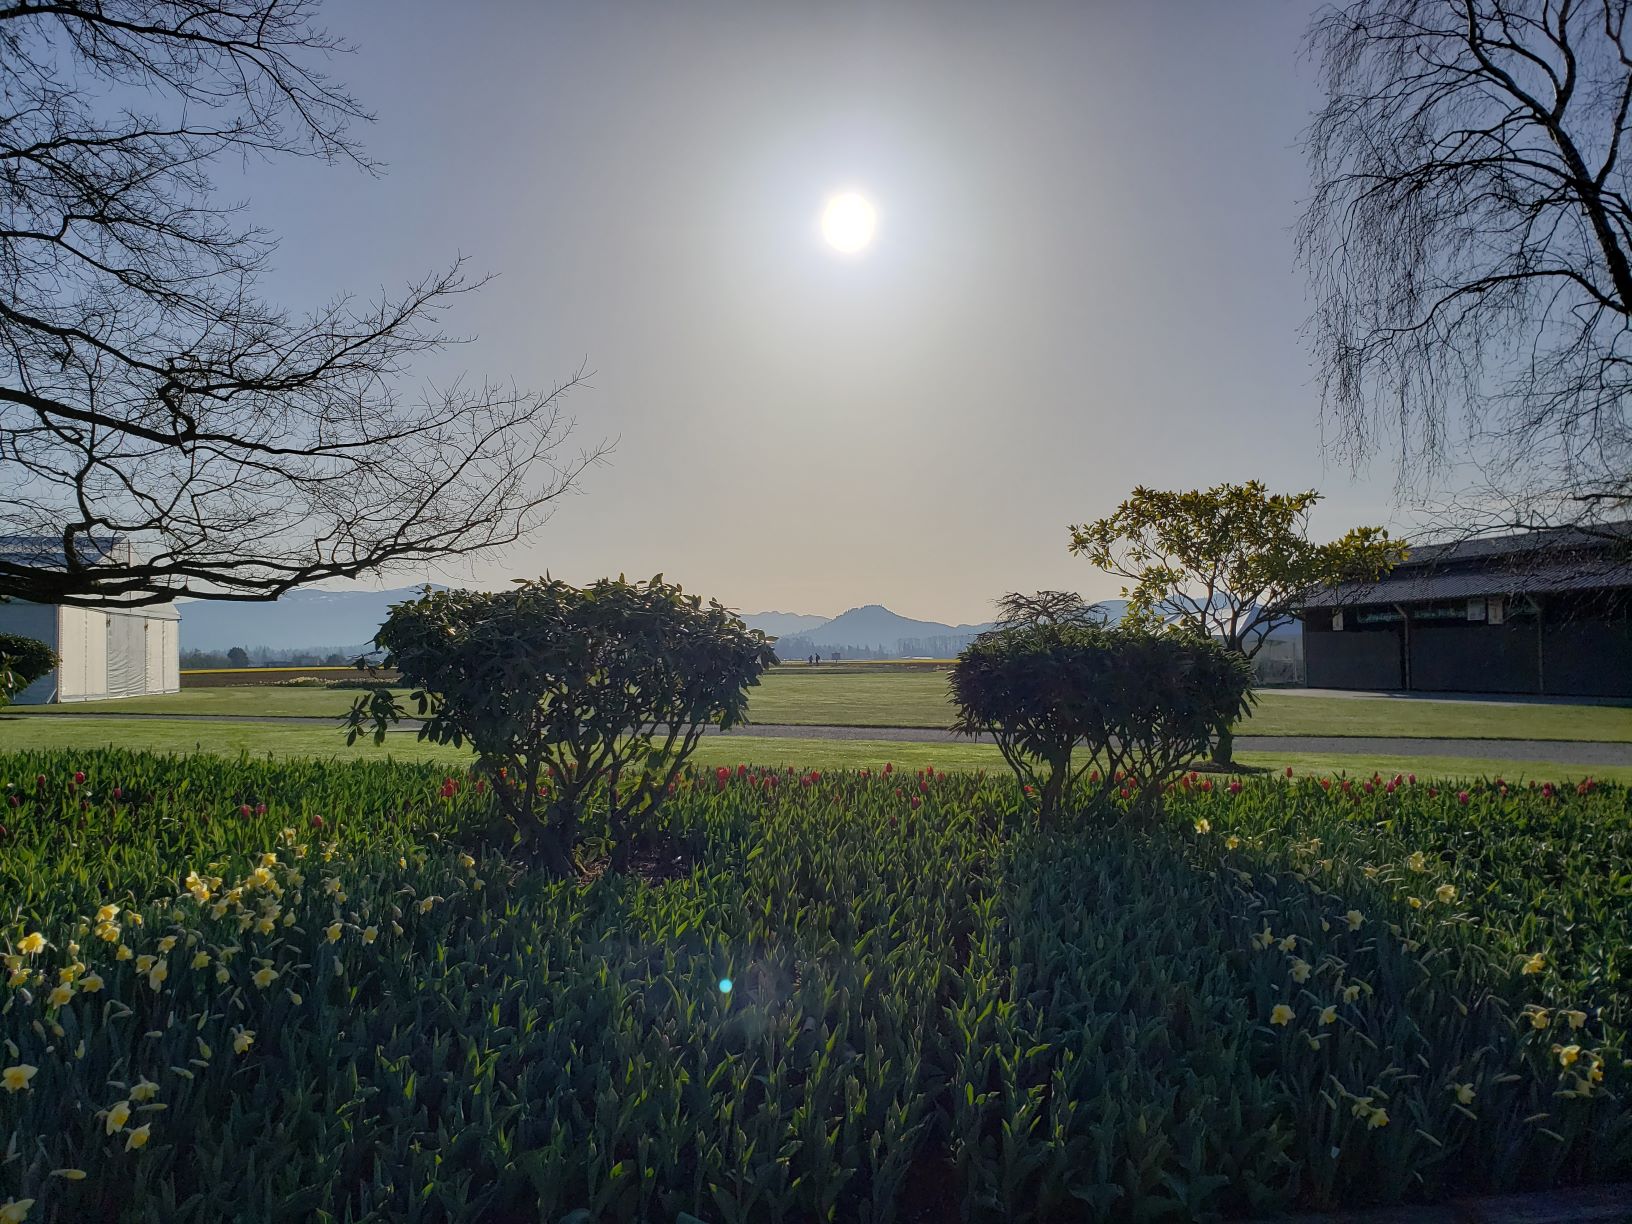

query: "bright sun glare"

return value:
[821, 192, 877, 254]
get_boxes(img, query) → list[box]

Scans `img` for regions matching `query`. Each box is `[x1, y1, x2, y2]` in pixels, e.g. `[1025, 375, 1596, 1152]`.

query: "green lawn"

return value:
[21, 671, 1632, 740]
[4, 715, 1627, 783]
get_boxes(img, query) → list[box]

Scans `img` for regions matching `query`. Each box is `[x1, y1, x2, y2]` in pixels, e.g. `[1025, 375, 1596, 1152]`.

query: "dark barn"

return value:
[1303, 523, 1632, 699]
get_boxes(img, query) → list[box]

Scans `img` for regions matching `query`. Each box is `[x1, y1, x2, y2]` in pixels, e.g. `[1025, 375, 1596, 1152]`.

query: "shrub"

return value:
[346, 576, 776, 873]
[949, 621, 1254, 821]
[0, 633, 56, 708]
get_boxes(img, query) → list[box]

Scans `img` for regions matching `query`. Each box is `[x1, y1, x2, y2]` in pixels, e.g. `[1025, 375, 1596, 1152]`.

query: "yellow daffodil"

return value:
[2, 1064, 38, 1092]
[157, 935, 177, 953]
[215, 967, 229, 983]
[1342, 984, 1362, 1003]
[1522, 953, 1545, 975]
[1192, 820, 1210, 836]
[209, 901, 229, 920]
[281, 911, 295, 927]
[0, 954, 17, 972]
[1270, 1004, 1294, 1026]
[1564, 1010, 1587, 1030]
[116, 943, 133, 961]
[323, 877, 341, 895]
[247, 867, 272, 890]
[1367, 1108, 1389, 1129]
[130, 1077, 159, 1102]
[1362, 865, 1379, 879]
[254, 917, 276, 936]
[191, 951, 211, 970]
[1225, 835, 1240, 850]
[418, 898, 435, 913]
[1408, 896, 1424, 909]
[0, 1198, 34, 1223]
[1252, 927, 1274, 950]
[259, 852, 277, 868]
[105, 1099, 131, 1133]
[135, 953, 154, 973]
[1529, 1008, 1551, 1030]
[7, 969, 28, 988]
[146, 960, 167, 990]
[1405, 851, 1427, 873]
[1344, 910, 1363, 930]
[252, 967, 277, 989]
[1435, 883, 1457, 904]
[96, 904, 120, 924]
[127, 912, 142, 926]
[1557, 1044, 1581, 1066]
[78, 972, 103, 993]
[287, 989, 303, 1004]
[1319, 1005, 1336, 1025]
[95, 920, 120, 943]
[47, 984, 73, 1007]
[1290, 959, 1311, 984]
[362, 926, 378, 945]
[125, 1123, 151, 1150]
[57, 963, 81, 983]
[17, 933, 45, 955]
[1278, 935, 1297, 953]
[325, 923, 342, 944]
[1455, 1083, 1475, 1105]
[233, 1029, 254, 1054]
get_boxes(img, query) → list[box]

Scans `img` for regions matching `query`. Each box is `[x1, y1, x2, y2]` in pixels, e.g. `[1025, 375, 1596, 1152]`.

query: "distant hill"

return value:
[805, 605, 996, 650]
[740, 611, 831, 638]
[178, 586, 433, 652]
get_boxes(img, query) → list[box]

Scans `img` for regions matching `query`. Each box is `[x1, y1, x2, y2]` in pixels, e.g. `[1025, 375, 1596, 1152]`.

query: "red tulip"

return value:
[910, 795, 921, 809]
[73, 770, 86, 784]
[1227, 780, 1242, 795]
[112, 787, 122, 799]
[239, 804, 252, 817]
[35, 774, 45, 788]
[1284, 767, 1293, 778]
[310, 814, 325, 829]
[1457, 790, 1470, 805]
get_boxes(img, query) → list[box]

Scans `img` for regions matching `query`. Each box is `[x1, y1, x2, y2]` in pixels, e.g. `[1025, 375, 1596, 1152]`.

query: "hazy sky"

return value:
[240, 0, 1404, 625]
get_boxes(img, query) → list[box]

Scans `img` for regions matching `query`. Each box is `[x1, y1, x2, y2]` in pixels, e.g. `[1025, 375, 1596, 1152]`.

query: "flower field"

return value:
[1, 749, 1628, 1222]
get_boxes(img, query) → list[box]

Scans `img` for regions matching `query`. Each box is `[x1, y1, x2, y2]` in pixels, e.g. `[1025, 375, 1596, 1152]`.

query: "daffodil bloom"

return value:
[281, 911, 295, 926]
[191, 951, 211, 970]
[1225, 835, 1240, 850]
[1252, 927, 1274, 950]
[1362, 865, 1379, 879]
[2, 1064, 37, 1092]
[1342, 984, 1362, 1003]
[1455, 1083, 1475, 1105]
[254, 917, 276, 936]
[7, 969, 27, 988]
[1435, 883, 1457, 904]
[215, 967, 229, 984]
[96, 904, 120, 924]
[95, 920, 120, 943]
[1319, 1005, 1336, 1025]
[362, 926, 378, 945]
[325, 923, 342, 944]
[116, 943, 133, 961]
[419, 898, 435, 913]
[47, 984, 73, 1007]
[1530, 1009, 1551, 1030]
[1270, 1004, 1294, 1026]
[233, 1029, 254, 1054]
[247, 867, 272, 890]
[50, 1169, 87, 1180]
[1367, 1108, 1389, 1129]
[1193, 820, 1210, 836]
[323, 877, 341, 895]
[252, 967, 277, 989]
[0, 1198, 34, 1222]
[130, 1078, 159, 1102]
[1290, 959, 1311, 984]
[0, 954, 17, 972]
[127, 912, 142, 926]
[460, 852, 477, 869]
[1278, 935, 1297, 953]
[1565, 1010, 1587, 1030]
[135, 953, 154, 973]
[1522, 953, 1545, 975]
[105, 1099, 132, 1133]
[17, 933, 45, 955]
[1406, 851, 1427, 873]
[1349, 1096, 1374, 1118]
[1557, 1044, 1581, 1066]
[259, 852, 277, 868]
[125, 1123, 151, 1150]
[146, 961, 167, 990]
[1408, 896, 1424, 909]
[1345, 910, 1363, 930]
[287, 989, 303, 1004]
[157, 935, 177, 953]
[78, 972, 103, 993]
[57, 963, 81, 983]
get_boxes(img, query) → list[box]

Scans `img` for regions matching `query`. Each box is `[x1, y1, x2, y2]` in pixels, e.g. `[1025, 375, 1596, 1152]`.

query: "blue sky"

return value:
[234, 0, 1404, 623]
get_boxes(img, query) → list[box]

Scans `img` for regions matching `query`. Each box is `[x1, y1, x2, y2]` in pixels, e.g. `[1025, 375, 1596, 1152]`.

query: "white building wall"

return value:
[57, 607, 109, 700]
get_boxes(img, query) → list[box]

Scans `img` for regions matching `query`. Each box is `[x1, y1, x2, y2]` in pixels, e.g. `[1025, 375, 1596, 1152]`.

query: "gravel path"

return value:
[8, 712, 1632, 766]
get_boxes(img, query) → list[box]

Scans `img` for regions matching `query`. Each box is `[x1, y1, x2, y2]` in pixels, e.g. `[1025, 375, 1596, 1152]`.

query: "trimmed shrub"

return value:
[949, 622, 1254, 821]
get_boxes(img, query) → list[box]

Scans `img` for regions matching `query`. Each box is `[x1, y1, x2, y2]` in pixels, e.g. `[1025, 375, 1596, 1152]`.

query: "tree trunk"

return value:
[1211, 722, 1235, 767]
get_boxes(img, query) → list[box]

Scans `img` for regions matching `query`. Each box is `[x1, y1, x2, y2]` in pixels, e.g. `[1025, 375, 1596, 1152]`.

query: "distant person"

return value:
[815, 653, 822, 666]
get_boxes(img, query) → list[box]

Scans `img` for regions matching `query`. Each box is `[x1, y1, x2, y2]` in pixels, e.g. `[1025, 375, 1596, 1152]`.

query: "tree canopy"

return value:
[0, 1, 600, 607]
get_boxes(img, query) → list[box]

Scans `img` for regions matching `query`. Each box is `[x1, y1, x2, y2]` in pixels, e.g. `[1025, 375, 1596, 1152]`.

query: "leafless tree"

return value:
[0, 1, 603, 607]
[1300, 0, 1632, 539]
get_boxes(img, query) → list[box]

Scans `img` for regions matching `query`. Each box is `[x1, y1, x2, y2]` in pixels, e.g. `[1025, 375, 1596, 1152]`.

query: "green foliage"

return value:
[345, 577, 777, 873]
[1068, 481, 1407, 656]
[0, 749, 1627, 1221]
[0, 633, 56, 708]
[949, 620, 1255, 820]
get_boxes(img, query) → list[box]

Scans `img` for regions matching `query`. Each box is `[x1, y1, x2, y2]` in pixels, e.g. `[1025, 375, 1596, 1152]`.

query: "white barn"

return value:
[0, 600, 181, 703]
[0, 534, 182, 703]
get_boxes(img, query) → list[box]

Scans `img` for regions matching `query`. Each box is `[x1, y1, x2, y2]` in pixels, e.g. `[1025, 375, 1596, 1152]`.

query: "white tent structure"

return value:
[0, 534, 182, 703]
[0, 600, 180, 703]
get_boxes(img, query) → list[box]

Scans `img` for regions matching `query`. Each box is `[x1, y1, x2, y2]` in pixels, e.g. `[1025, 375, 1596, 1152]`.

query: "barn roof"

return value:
[1304, 520, 1632, 608]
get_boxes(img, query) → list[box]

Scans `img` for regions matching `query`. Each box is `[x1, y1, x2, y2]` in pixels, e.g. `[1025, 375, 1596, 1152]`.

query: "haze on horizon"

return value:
[237, 0, 1400, 627]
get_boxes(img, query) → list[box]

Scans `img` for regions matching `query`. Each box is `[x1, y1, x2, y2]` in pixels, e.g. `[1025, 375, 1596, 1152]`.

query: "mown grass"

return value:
[0, 749, 1626, 1221]
[4, 715, 1632, 784]
[14, 672, 1632, 741]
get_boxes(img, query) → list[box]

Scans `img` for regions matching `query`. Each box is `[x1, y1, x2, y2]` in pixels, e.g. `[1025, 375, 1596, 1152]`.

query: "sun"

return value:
[821, 191, 877, 254]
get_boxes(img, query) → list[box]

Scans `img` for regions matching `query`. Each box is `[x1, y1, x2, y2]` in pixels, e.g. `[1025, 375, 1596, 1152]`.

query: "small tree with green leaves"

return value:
[1068, 482, 1406, 762]
[345, 577, 776, 875]
[0, 634, 57, 708]
[949, 613, 1254, 824]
